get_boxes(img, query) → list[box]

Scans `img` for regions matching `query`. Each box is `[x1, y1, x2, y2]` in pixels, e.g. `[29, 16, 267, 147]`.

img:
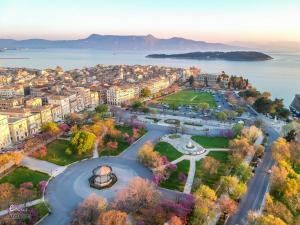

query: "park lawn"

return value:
[32, 203, 49, 218]
[99, 125, 147, 156]
[154, 142, 183, 161]
[45, 139, 89, 166]
[160, 90, 217, 108]
[191, 136, 230, 148]
[0, 166, 49, 188]
[194, 151, 230, 192]
[160, 160, 190, 192]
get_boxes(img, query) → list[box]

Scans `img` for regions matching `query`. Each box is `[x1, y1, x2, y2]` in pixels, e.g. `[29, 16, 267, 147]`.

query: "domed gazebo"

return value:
[89, 165, 117, 189]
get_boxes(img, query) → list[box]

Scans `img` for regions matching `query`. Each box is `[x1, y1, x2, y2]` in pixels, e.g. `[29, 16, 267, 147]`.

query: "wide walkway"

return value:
[22, 156, 65, 177]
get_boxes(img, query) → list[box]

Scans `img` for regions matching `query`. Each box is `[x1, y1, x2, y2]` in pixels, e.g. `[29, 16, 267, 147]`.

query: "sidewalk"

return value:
[22, 156, 66, 177]
[0, 198, 43, 216]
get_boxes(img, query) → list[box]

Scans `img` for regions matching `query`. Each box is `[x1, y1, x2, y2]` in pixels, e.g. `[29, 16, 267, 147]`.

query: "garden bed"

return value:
[99, 125, 147, 156]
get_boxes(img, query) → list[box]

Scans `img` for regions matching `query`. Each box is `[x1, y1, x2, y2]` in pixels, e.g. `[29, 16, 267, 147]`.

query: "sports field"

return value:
[160, 90, 217, 108]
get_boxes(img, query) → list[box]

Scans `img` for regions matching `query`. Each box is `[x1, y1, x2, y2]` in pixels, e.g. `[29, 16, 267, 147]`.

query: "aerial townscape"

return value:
[0, 1, 300, 225]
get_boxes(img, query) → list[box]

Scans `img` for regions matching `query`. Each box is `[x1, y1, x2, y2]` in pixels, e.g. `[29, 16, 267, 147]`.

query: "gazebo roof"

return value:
[93, 165, 112, 176]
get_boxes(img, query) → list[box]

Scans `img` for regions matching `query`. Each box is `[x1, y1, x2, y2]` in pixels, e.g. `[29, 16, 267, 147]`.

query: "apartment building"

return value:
[90, 91, 100, 109]
[8, 117, 28, 143]
[146, 77, 170, 94]
[0, 115, 12, 149]
[0, 108, 42, 136]
[51, 105, 63, 122]
[30, 105, 53, 124]
[74, 87, 92, 109]
[47, 95, 71, 118]
[106, 86, 136, 106]
[25, 97, 43, 108]
[0, 97, 24, 109]
[196, 73, 219, 86]
[0, 85, 24, 98]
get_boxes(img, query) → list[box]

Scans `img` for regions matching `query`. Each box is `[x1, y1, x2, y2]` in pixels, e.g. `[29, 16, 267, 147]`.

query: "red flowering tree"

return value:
[107, 141, 118, 151]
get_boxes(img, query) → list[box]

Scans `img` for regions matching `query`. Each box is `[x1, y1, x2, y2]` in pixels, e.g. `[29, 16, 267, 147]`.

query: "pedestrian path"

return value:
[183, 158, 196, 194]
[22, 156, 65, 177]
[92, 142, 99, 158]
[0, 198, 43, 216]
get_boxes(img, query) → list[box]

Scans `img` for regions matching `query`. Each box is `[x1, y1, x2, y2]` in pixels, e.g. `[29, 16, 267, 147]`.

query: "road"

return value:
[226, 121, 279, 225]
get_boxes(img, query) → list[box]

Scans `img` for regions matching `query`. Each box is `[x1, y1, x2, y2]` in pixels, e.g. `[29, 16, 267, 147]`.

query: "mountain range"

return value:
[0, 34, 242, 51]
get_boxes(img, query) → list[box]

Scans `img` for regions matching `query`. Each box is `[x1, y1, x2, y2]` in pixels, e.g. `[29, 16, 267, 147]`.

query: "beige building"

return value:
[30, 106, 53, 124]
[0, 115, 12, 149]
[8, 117, 28, 143]
[145, 77, 170, 94]
[51, 105, 63, 122]
[74, 87, 92, 109]
[90, 91, 100, 109]
[197, 73, 219, 86]
[26, 97, 43, 108]
[0, 108, 42, 136]
[0, 85, 24, 98]
[0, 97, 24, 109]
[106, 86, 136, 106]
[47, 95, 71, 118]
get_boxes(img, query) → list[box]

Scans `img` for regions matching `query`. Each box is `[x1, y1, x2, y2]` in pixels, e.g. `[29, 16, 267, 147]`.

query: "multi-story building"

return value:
[30, 105, 53, 124]
[0, 115, 12, 149]
[0, 108, 42, 136]
[74, 87, 92, 109]
[51, 105, 63, 122]
[25, 97, 43, 108]
[146, 77, 170, 94]
[196, 73, 219, 86]
[106, 86, 136, 106]
[8, 117, 28, 143]
[0, 85, 24, 98]
[90, 91, 100, 109]
[0, 97, 24, 109]
[290, 94, 300, 116]
[47, 95, 71, 118]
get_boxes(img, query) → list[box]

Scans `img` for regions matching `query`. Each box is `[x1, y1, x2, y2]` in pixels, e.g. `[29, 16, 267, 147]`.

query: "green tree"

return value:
[215, 111, 228, 122]
[140, 87, 151, 97]
[235, 163, 253, 182]
[232, 123, 244, 137]
[95, 104, 108, 115]
[69, 130, 96, 156]
[198, 102, 209, 112]
[131, 100, 143, 110]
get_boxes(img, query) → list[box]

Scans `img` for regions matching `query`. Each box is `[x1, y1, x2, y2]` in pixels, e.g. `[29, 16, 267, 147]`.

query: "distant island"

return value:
[146, 51, 273, 61]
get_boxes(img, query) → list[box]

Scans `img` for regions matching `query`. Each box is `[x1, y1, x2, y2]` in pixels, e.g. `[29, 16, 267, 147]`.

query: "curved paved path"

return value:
[40, 129, 172, 225]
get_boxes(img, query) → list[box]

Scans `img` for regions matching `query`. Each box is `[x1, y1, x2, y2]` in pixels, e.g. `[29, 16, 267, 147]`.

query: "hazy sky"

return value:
[1, 0, 300, 43]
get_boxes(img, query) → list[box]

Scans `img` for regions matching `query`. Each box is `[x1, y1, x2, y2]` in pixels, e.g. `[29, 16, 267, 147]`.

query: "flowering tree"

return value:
[73, 193, 107, 225]
[97, 210, 128, 225]
[38, 180, 48, 193]
[107, 141, 118, 151]
[178, 172, 187, 183]
[31, 145, 47, 159]
[112, 177, 160, 213]
[20, 182, 33, 189]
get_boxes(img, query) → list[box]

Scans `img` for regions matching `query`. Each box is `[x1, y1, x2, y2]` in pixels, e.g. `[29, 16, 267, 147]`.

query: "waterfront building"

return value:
[0, 115, 12, 149]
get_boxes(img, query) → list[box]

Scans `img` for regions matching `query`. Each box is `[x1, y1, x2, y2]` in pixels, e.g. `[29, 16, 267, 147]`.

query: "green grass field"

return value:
[154, 141, 183, 161]
[194, 151, 230, 191]
[191, 136, 230, 148]
[45, 139, 89, 166]
[160, 160, 190, 192]
[0, 166, 49, 188]
[160, 90, 217, 108]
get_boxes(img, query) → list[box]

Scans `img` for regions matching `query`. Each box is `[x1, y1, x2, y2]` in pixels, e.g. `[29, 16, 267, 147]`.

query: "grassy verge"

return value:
[160, 160, 190, 192]
[191, 136, 230, 148]
[45, 139, 89, 166]
[154, 142, 183, 161]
